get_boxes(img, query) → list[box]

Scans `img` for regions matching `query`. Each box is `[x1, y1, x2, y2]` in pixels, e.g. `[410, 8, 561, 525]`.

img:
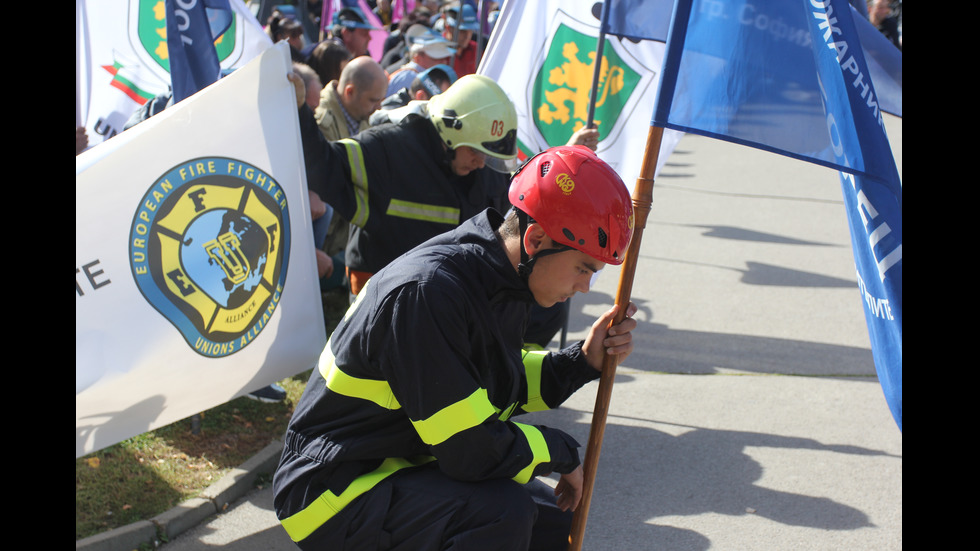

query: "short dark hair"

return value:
[267, 11, 302, 42]
[498, 207, 522, 240]
[306, 40, 353, 85]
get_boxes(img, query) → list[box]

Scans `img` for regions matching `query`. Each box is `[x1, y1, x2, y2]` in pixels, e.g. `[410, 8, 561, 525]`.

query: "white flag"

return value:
[76, 43, 325, 458]
[478, 0, 681, 189]
[76, 0, 272, 149]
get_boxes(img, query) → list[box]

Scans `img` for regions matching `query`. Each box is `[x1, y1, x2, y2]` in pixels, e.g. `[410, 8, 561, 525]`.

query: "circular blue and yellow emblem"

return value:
[130, 157, 290, 357]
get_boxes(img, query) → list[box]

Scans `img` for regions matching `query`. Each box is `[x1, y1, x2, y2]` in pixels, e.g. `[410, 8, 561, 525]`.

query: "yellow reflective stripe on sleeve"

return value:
[521, 349, 549, 413]
[280, 456, 435, 542]
[497, 402, 519, 422]
[339, 139, 369, 227]
[319, 341, 401, 410]
[386, 199, 460, 225]
[411, 388, 496, 445]
[342, 279, 369, 322]
[512, 423, 551, 484]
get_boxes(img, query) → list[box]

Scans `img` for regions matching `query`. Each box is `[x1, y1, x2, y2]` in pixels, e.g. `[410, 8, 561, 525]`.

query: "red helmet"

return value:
[509, 146, 633, 265]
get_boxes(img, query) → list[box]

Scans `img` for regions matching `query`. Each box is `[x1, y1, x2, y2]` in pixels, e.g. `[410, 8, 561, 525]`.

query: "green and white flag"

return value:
[478, 0, 681, 190]
[76, 0, 272, 149]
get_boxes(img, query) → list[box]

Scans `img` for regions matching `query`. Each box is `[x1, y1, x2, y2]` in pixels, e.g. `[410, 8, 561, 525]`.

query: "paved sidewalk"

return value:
[77, 114, 902, 551]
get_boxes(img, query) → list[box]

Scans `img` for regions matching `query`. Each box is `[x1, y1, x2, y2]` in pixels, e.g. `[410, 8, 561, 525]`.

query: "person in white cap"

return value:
[382, 22, 435, 71]
[386, 31, 457, 97]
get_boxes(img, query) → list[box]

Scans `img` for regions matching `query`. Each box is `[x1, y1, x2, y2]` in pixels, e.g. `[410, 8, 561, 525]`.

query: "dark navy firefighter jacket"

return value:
[272, 209, 601, 543]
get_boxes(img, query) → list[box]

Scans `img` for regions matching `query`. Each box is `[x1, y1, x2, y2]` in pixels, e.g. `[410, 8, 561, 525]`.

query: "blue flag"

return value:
[600, 0, 900, 118]
[629, 0, 903, 430]
[598, 0, 673, 43]
[166, 0, 233, 103]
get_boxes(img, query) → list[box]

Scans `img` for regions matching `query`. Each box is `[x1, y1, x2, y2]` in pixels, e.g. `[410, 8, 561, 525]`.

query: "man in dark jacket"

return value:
[298, 73, 518, 297]
[274, 145, 640, 550]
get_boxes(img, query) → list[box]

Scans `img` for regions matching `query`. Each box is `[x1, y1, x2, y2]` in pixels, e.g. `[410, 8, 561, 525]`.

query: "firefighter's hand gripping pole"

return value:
[568, 125, 664, 551]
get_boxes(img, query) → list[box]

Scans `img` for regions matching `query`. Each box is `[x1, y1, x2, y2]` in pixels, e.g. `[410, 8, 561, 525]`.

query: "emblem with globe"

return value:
[130, 158, 290, 357]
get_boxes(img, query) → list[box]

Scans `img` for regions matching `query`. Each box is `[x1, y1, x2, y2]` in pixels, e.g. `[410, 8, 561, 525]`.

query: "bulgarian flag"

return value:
[101, 55, 160, 106]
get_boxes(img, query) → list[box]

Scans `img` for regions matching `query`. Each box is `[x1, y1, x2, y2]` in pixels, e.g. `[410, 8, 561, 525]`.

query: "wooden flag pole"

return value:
[568, 124, 665, 551]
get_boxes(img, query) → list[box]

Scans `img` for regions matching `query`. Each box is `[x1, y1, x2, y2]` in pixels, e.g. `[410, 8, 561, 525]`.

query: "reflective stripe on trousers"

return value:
[279, 455, 436, 543]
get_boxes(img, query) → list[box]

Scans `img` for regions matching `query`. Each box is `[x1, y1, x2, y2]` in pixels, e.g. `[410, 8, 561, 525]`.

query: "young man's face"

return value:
[450, 146, 486, 176]
[527, 240, 604, 308]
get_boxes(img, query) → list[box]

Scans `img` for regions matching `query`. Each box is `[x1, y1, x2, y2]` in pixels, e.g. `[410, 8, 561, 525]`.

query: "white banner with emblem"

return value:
[76, 43, 325, 458]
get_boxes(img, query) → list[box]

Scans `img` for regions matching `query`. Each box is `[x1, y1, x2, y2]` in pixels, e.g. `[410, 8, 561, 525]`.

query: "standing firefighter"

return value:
[273, 145, 640, 550]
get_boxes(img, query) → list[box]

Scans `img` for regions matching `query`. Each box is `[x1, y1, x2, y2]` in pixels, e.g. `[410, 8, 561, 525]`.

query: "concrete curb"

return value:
[76, 440, 283, 551]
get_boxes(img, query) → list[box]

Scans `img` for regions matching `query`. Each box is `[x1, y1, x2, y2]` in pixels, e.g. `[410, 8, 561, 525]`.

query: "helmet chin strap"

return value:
[515, 209, 573, 285]
[516, 209, 534, 283]
[440, 140, 457, 173]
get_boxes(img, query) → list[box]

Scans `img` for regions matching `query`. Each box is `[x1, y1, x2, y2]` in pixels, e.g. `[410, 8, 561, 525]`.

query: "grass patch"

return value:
[76, 287, 351, 541]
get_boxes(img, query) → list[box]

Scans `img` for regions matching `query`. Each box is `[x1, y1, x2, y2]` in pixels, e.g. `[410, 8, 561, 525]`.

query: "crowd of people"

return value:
[274, 2, 490, 290]
[279, 2, 597, 311]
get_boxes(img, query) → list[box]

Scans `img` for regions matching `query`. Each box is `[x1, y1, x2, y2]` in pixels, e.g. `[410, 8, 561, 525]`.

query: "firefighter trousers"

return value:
[293, 464, 573, 550]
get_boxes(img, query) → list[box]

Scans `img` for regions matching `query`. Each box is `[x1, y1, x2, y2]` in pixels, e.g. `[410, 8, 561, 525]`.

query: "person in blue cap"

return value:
[330, 6, 377, 58]
[413, 63, 458, 101]
[370, 64, 458, 125]
[437, 1, 481, 77]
